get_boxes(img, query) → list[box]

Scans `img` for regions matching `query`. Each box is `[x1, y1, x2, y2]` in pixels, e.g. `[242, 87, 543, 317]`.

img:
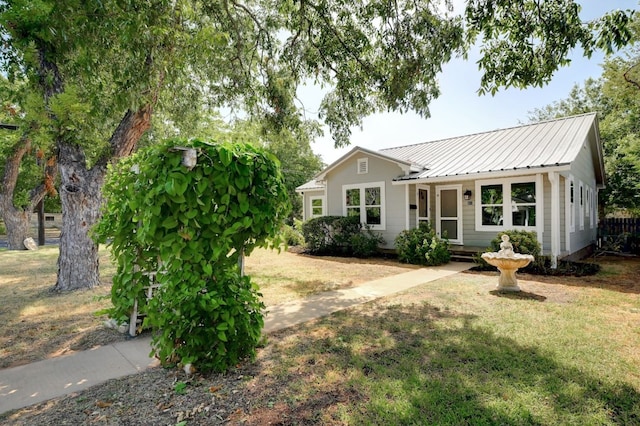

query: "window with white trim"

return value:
[569, 177, 575, 232]
[309, 196, 324, 218]
[511, 182, 536, 226]
[343, 182, 385, 230]
[579, 181, 584, 230]
[357, 158, 368, 174]
[475, 178, 537, 231]
[590, 187, 595, 228]
[479, 184, 504, 227]
[586, 186, 590, 218]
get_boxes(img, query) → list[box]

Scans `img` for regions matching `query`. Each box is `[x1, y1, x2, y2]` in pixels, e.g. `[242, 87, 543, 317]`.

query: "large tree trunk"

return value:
[0, 138, 31, 250]
[54, 144, 105, 291]
[0, 137, 53, 250]
[53, 107, 152, 291]
[2, 208, 30, 250]
[54, 144, 106, 291]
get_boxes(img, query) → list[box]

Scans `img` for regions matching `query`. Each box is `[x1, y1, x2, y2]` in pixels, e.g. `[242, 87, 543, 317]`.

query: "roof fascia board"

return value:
[295, 186, 325, 193]
[391, 165, 571, 185]
[590, 116, 606, 186]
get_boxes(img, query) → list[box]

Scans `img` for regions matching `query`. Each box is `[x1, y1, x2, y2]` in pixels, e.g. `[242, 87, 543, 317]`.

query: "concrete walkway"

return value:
[0, 262, 471, 414]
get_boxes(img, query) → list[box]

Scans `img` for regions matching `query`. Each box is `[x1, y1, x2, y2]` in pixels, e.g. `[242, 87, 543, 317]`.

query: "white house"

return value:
[296, 113, 604, 266]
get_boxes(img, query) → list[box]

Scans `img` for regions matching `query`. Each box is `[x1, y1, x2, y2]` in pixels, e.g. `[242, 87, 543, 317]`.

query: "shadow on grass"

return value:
[489, 290, 547, 302]
[249, 303, 640, 425]
[0, 316, 125, 369]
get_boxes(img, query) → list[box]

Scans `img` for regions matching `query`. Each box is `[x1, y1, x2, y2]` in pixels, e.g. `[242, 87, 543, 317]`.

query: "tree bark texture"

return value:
[54, 144, 104, 291]
[0, 136, 58, 250]
[0, 139, 32, 250]
[2, 209, 30, 250]
[54, 107, 152, 291]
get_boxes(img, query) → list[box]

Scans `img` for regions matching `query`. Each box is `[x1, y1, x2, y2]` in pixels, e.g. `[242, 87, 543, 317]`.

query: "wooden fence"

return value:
[598, 218, 640, 237]
[597, 218, 640, 254]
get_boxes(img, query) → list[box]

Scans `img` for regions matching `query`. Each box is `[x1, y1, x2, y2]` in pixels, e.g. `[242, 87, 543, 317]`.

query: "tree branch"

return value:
[0, 137, 31, 206]
[28, 155, 58, 212]
[97, 104, 153, 167]
[306, 1, 375, 75]
[623, 62, 640, 90]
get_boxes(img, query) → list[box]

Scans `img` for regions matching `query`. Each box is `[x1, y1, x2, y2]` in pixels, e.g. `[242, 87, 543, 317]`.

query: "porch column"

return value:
[536, 173, 544, 245]
[301, 193, 307, 221]
[548, 172, 560, 268]
[405, 184, 410, 230]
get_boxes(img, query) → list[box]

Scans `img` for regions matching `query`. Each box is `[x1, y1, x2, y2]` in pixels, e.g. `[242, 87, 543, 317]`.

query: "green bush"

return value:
[394, 222, 450, 266]
[350, 227, 384, 257]
[486, 230, 541, 256]
[94, 138, 290, 373]
[0, 221, 5, 235]
[281, 223, 304, 246]
[301, 215, 383, 257]
[475, 230, 543, 271]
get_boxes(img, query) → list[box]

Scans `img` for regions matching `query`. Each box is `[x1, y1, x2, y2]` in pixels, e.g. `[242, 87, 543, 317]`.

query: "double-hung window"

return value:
[579, 181, 585, 230]
[475, 178, 538, 231]
[343, 182, 385, 230]
[511, 182, 536, 227]
[309, 196, 325, 218]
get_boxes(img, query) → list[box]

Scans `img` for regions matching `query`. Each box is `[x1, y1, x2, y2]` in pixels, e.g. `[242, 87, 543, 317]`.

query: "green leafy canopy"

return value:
[94, 138, 290, 372]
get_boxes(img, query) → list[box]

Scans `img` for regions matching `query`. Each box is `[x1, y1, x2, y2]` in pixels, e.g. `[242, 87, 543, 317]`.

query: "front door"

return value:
[436, 185, 463, 245]
[416, 185, 430, 225]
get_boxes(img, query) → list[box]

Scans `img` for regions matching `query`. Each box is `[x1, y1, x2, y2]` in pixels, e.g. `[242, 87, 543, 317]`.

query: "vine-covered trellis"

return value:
[94, 138, 290, 372]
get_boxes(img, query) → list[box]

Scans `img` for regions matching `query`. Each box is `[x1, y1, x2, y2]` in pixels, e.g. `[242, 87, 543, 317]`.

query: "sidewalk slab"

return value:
[0, 344, 152, 413]
[264, 262, 470, 332]
[0, 261, 471, 414]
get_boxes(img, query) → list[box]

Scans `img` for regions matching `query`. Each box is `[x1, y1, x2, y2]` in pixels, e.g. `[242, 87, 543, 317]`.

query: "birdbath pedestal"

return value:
[481, 235, 534, 292]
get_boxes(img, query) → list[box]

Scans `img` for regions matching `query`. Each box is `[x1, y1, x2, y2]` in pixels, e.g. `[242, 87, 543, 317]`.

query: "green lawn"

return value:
[243, 264, 640, 424]
[1, 243, 638, 424]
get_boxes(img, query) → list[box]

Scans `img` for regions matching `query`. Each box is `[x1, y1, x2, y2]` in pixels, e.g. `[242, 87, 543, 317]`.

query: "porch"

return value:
[448, 245, 486, 263]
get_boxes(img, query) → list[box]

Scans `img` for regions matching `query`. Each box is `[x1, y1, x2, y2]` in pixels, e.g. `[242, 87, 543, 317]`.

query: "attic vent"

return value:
[357, 158, 368, 174]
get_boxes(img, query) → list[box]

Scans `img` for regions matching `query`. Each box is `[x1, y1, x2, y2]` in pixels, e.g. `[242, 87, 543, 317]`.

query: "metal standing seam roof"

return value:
[295, 113, 599, 191]
[296, 179, 325, 191]
[381, 113, 598, 180]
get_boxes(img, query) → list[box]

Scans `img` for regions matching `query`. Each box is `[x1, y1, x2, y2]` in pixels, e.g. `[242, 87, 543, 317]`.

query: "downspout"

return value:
[536, 173, 544, 247]
[548, 172, 560, 268]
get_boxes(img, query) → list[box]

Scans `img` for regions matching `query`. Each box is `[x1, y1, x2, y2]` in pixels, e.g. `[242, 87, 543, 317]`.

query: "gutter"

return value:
[391, 164, 572, 185]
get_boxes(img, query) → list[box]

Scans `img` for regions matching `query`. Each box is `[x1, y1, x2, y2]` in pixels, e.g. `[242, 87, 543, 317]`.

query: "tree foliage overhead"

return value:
[1, 0, 635, 153]
[465, 0, 635, 95]
[1, 0, 635, 149]
[528, 17, 640, 214]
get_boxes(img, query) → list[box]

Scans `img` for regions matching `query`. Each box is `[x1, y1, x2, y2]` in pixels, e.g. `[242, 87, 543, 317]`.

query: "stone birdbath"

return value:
[481, 235, 534, 292]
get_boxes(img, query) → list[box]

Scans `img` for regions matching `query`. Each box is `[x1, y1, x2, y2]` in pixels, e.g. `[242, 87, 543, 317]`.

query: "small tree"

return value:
[94, 138, 290, 372]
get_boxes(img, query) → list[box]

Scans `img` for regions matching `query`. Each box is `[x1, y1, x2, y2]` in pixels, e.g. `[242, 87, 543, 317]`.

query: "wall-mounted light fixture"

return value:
[464, 189, 472, 200]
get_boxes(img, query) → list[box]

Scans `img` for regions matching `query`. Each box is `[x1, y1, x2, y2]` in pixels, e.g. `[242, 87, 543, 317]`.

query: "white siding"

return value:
[325, 154, 407, 248]
[567, 135, 599, 253]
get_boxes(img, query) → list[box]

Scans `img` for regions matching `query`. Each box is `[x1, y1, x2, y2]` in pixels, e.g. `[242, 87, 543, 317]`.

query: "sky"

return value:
[302, 1, 640, 165]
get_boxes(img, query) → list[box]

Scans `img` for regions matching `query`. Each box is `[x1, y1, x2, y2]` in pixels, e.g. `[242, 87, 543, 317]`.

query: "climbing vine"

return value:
[94, 138, 290, 372]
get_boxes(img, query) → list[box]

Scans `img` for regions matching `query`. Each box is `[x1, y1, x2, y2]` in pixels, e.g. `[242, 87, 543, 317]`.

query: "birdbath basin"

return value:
[481, 235, 534, 292]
